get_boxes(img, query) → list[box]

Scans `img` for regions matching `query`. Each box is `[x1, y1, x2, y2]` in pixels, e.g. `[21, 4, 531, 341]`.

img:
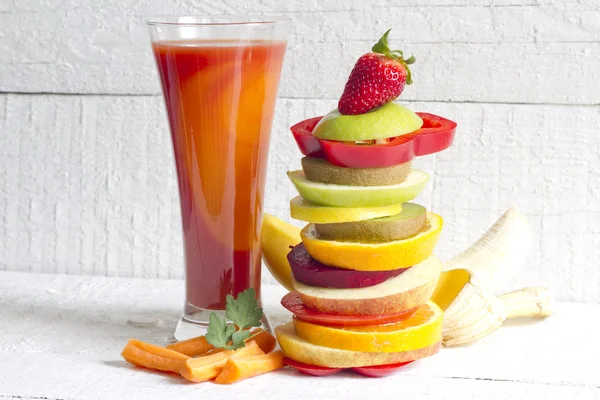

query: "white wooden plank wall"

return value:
[1, 0, 598, 303]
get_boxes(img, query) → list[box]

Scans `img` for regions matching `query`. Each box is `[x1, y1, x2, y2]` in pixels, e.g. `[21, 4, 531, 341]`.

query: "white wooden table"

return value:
[1, 271, 599, 400]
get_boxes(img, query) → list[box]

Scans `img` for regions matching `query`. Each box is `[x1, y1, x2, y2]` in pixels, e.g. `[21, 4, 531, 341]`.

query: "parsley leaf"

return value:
[231, 329, 251, 349]
[205, 312, 236, 350]
[225, 288, 263, 330]
[205, 288, 264, 350]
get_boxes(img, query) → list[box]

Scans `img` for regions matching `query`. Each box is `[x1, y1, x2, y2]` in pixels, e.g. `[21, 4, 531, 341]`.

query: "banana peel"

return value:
[261, 207, 553, 347]
[433, 207, 553, 347]
[261, 214, 298, 291]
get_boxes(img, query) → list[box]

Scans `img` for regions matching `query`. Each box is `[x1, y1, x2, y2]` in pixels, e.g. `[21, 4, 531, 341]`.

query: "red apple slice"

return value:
[292, 255, 441, 315]
[281, 291, 417, 327]
[284, 358, 343, 376]
[351, 361, 414, 377]
[288, 243, 406, 289]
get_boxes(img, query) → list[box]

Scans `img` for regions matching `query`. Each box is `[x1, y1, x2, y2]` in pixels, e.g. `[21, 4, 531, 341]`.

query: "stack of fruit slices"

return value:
[274, 30, 458, 377]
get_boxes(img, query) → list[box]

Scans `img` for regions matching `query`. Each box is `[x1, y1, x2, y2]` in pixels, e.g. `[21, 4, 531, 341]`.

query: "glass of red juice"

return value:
[147, 17, 289, 338]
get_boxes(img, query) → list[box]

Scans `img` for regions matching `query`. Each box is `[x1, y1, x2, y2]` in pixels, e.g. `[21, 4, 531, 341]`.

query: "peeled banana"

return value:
[432, 207, 553, 347]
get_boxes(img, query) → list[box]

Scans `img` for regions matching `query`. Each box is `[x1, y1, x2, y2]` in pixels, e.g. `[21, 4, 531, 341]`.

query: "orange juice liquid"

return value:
[153, 41, 286, 310]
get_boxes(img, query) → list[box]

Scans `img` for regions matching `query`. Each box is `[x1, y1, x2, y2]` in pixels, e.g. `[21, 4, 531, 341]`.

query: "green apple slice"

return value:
[287, 170, 429, 208]
[312, 102, 423, 141]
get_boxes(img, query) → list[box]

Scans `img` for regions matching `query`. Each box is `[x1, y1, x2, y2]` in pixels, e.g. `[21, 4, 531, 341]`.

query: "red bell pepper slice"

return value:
[284, 358, 344, 376]
[351, 361, 414, 377]
[284, 357, 415, 378]
[290, 116, 324, 158]
[290, 112, 456, 168]
[281, 291, 417, 327]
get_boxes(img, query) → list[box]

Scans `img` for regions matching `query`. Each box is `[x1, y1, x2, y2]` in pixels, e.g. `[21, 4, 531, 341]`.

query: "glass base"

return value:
[173, 302, 273, 341]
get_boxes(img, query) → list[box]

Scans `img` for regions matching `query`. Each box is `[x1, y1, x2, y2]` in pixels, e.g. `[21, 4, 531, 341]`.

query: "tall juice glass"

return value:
[147, 17, 289, 338]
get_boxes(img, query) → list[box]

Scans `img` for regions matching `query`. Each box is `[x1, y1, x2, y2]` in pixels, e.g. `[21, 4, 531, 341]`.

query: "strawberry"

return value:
[338, 29, 415, 115]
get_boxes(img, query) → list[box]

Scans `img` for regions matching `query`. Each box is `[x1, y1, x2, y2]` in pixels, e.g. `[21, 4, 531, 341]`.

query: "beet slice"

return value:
[281, 291, 418, 327]
[287, 243, 406, 289]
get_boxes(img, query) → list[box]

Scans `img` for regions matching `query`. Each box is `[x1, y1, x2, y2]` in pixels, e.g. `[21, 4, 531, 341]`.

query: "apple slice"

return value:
[281, 291, 418, 327]
[275, 322, 441, 368]
[311, 102, 423, 141]
[292, 255, 441, 316]
[301, 156, 411, 186]
[287, 169, 429, 208]
[288, 243, 406, 289]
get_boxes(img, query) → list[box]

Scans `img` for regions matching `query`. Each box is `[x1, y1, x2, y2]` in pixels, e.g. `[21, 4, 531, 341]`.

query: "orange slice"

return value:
[300, 212, 443, 271]
[293, 301, 443, 353]
[275, 322, 441, 368]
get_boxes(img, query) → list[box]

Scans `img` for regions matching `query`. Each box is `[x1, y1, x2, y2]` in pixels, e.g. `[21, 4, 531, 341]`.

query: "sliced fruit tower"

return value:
[273, 30, 457, 377]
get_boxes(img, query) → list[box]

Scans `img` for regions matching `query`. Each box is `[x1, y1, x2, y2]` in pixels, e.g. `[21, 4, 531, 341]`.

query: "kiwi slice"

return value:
[301, 157, 411, 186]
[315, 203, 427, 242]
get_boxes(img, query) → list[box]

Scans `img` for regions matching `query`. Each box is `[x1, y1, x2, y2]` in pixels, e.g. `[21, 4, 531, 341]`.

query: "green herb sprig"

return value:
[205, 288, 263, 350]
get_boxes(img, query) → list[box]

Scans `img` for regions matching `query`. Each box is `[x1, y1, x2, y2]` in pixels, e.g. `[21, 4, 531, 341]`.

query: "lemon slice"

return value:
[301, 212, 443, 271]
[290, 196, 402, 223]
[293, 302, 443, 353]
[275, 322, 441, 368]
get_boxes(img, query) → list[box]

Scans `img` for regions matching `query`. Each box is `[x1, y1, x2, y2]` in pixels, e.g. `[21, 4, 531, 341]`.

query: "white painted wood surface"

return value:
[1, 1, 599, 104]
[1, 0, 598, 302]
[0, 271, 598, 400]
[1, 94, 599, 302]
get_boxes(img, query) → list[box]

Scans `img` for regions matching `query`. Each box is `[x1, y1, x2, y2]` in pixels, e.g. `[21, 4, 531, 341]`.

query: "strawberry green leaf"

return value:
[371, 29, 416, 85]
[225, 288, 263, 330]
[372, 29, 391, 55]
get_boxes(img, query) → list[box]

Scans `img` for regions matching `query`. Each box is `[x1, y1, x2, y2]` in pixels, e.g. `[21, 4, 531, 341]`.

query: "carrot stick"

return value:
[247, 330, 277, 354]
[166, 328, 264, 357]
[166, 335, 213, 357]
[215, 350, 284, 384]
[179, 341, 264, 383]
[121, 339, 190, 373]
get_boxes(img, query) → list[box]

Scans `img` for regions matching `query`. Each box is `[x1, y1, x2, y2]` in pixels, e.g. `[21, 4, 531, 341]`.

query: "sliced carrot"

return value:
[179, 341, 264, 383]
[166, 335, 214, 357]
[121, 339, 190, 373]
[167, 336, 215, 357]
[166, 328, 264, 357]
[247, 330, 277, 354]
[179, 350, 234, 382]
[215, 350, 284, 384]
